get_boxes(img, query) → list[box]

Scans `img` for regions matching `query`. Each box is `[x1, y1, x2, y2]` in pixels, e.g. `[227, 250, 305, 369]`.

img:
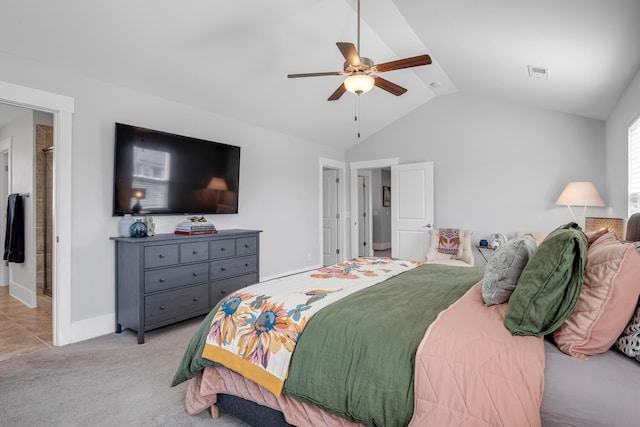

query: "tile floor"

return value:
[0, 286, 52, 362]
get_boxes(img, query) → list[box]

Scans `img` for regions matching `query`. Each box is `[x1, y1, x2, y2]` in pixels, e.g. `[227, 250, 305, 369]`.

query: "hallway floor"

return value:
[374, 249, 391, 257]
[0, 286, 52, 362]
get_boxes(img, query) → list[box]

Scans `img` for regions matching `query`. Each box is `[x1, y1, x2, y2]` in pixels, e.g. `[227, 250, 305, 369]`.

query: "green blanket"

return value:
[172, 264, 484, 427]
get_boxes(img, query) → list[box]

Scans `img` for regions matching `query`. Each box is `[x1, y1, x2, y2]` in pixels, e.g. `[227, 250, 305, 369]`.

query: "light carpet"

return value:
[0, 316, 248, 427]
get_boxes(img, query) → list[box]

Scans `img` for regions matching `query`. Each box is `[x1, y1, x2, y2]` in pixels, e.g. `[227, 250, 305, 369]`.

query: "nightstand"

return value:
[475, 245, 496, 263]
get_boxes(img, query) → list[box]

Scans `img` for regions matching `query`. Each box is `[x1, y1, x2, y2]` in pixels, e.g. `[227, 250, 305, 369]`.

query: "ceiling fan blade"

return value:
[287, 71, 343, 78]
[328, 83, 347, 101]
[373, 76, 407, 96]
[336, 42, 361, 66]
[374, 55, 432, 73]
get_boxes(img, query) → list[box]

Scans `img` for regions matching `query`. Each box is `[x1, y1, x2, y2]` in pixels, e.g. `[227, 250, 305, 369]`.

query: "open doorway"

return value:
[372, 168, 392, 257]
[0, 80, 75, 347]
[356, 168, 392, 257]
[351, 158, 398, 258]
[0, 104, 55, 360]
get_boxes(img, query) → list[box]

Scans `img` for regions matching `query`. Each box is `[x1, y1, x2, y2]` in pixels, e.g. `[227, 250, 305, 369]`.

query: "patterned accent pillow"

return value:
[617, 307, 640, 362]
[482, 234, 537, 306]
[426, 228, 474, 266]
[438, 228, 460, 255]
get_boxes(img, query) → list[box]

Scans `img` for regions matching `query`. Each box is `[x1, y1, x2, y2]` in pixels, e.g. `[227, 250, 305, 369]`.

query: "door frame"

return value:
[0, 138, 11, 286]
[0, 80, 74, 346]
[350, 158, 399, 258]
[319, 158, 347, 265]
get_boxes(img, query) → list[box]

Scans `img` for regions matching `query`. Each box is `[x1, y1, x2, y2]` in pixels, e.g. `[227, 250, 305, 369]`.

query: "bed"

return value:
[172, 224, 640, 427]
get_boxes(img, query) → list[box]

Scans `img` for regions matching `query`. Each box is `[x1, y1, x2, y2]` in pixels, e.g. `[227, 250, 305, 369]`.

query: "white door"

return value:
[322, 168, 339, 266]
[391, 162, 434, 260]
[357, 175, 372, 256]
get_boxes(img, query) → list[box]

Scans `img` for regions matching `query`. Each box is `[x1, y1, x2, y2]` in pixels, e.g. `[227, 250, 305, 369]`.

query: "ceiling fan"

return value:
[287, 0, 432, 101]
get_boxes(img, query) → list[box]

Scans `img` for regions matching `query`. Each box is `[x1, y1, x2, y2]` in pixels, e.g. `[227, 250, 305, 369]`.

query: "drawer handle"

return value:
[193, 272, 199, 277]
[192, 250, 198, 255]
[221, 247, 226, 251]
[160, 305, 166, 310]
[221, 290, 226, 295]
[159, 254, 165, 259]
[220, 267, 226, 271]
[244, 244, 249, 248]
[193, 297, 199, 302]
[159, 278, 166, 283]
[245, 263, 249, 267]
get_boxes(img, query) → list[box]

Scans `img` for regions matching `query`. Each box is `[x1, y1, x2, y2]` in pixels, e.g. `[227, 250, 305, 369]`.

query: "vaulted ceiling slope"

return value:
[0, 0, 639, 150]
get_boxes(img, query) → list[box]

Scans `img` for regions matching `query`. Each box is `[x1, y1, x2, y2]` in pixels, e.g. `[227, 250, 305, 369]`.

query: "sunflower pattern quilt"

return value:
[201, 257, 423, 397]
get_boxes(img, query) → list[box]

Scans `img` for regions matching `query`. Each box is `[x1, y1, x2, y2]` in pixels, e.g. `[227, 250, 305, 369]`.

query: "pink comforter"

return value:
[410, 283, 545, 426]
[186, 283, 545, 426]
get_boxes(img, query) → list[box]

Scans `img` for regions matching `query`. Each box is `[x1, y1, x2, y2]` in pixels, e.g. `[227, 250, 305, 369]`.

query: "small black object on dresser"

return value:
[111, 229, 261, 343]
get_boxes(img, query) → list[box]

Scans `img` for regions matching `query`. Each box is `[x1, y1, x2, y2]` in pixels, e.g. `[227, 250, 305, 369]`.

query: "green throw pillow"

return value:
[504, 222, 587, 336]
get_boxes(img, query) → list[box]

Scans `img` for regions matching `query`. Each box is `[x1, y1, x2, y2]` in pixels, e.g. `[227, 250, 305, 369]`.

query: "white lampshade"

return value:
[556, 181, 605, 226]
[555, 182, 605, 207]
[344, 73, 375, 94]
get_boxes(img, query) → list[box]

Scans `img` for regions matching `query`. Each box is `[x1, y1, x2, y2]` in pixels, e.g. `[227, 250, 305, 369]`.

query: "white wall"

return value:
[0, 51, 344, 340]
[347, 92, 606, 264]
[606, 68, 640, 219]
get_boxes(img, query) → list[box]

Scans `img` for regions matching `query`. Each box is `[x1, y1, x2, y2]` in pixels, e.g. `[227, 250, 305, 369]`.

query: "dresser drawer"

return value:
[145, 283, 209, 326]
[210, 239, 236, 259]
[210, 273, 258, 303]
[210, 255, 257, 280]
[180, 241, 209, 263]
[145, 244, 179, 268]
[144, 262, 209, 293]
[236, 237, 257, 256]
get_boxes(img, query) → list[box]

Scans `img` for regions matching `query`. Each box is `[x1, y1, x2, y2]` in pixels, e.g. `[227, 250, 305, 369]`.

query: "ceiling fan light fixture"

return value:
[344, 73, 375, 94]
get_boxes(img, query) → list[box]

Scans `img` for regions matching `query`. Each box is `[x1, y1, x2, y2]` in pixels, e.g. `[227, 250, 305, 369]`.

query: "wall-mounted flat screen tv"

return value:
[113, 123, 240, 216]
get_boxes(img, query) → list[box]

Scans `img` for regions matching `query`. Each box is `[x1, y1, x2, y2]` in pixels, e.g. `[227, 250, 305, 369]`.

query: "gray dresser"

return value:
[112, 229, 261, 343]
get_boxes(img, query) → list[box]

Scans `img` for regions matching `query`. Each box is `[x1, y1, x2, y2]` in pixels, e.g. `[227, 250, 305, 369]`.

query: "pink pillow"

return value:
[553, 232, 640, 360]
[586, 228, 610, 246]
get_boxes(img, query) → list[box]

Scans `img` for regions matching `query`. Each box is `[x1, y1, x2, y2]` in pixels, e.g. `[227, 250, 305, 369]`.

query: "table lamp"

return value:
[555, 181, 605, 227]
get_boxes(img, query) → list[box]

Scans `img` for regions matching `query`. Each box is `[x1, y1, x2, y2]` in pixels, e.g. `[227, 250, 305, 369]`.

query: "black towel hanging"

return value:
[4, 193, 25, 263]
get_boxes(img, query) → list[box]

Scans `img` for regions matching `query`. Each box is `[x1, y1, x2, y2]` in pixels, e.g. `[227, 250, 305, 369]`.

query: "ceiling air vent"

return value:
[528, 65, 549, 79]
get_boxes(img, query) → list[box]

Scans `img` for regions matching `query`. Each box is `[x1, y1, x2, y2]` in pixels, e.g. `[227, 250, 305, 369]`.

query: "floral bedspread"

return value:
[201, 257, 423, 397]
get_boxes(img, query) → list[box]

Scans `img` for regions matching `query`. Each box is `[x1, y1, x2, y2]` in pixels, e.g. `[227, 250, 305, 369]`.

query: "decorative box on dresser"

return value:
[111, 229, 261, 343]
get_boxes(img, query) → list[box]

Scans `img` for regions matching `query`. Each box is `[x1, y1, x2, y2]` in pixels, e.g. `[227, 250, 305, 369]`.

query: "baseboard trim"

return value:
[70, 313, 115, 344]
[261, 264, 323, 282]
[9, 281, 36, 308]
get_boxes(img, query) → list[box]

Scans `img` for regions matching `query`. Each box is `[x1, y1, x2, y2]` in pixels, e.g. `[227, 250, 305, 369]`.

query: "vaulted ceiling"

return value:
[1, 0, 639, 150]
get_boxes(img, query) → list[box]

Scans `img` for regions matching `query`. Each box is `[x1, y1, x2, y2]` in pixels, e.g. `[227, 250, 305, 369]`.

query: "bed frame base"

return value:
[208, 394, 294, 426]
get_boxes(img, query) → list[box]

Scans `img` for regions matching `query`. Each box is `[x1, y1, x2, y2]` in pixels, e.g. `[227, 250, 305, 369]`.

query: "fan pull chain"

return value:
[355, 94, 361, 138]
